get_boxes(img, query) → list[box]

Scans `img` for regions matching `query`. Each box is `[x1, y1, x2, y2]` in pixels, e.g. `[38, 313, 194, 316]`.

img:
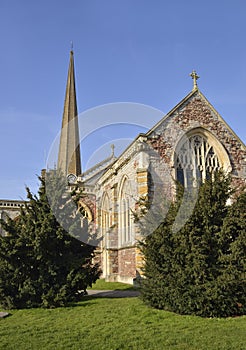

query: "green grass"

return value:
[0, 297, 245, 350]
[88, 278, 137, 290]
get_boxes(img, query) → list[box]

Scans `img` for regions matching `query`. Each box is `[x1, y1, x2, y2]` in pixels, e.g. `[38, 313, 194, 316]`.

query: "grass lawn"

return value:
[0, 282, 245, 350]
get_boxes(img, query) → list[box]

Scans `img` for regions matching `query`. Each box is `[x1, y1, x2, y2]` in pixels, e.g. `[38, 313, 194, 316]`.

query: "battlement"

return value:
[0, 200, 26, 209]
[0, 200, 27, 236]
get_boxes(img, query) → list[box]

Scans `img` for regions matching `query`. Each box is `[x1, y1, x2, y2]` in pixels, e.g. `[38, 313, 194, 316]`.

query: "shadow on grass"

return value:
[88, 278, 141, 292]
[66, 298, 98, 308]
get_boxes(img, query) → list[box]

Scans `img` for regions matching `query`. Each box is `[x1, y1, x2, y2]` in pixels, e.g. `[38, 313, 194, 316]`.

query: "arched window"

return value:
[175, 133, 222, 187]
[100, 193, 111, 277]
[78, 201, 93, 228]
[119, 177, 133, 245]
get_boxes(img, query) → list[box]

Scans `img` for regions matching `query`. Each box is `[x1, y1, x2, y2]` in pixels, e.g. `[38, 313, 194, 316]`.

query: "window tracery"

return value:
[175, 134, 221, 187]
[77, 202, 92, 228]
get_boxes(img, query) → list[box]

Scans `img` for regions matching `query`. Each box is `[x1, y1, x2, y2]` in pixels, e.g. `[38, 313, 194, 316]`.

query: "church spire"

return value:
[58, 49, 82, 177]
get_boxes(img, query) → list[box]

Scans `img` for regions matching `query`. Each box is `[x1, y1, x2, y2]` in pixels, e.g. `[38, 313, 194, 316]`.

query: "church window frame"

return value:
[174, 128, 231, 187]
[77, 201, 93, 228]
[118, 175, 134, 246]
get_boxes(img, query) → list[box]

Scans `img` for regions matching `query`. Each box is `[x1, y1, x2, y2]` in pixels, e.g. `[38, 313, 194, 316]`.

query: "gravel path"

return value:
[87, 289, 140, 298]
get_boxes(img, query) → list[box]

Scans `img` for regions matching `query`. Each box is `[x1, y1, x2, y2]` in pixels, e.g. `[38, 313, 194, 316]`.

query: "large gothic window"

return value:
[175, 134, 221, 187]
[119, 177, 133, 245]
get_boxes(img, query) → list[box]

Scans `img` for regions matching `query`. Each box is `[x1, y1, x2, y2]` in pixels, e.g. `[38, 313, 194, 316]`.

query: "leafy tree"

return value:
[0, 170, 100, 309]
[140, 171, 246, 317]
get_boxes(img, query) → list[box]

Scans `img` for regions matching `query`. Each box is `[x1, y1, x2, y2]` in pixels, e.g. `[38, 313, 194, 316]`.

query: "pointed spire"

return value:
[58, 50, 82, 177]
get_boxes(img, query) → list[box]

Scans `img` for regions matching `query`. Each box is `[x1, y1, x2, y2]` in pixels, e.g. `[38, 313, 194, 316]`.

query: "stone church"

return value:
[1, 51, 245, 284]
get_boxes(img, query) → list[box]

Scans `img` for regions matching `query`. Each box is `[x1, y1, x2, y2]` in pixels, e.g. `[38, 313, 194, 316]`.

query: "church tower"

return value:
[58, 50, 81, 177]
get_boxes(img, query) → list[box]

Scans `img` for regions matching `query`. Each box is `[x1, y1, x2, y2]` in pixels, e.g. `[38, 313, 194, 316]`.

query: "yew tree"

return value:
[140, 171, 246, 317]
[0, 170, 100, 309]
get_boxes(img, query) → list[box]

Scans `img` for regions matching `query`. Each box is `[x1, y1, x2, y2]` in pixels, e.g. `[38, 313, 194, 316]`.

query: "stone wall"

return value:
[174, 95, 245, 176]
[118, 247, 136, 283]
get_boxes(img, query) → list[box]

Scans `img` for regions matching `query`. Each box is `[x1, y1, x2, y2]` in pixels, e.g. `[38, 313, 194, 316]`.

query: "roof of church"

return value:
[80, 147, 117, 185]
[58, 50, 82, 176]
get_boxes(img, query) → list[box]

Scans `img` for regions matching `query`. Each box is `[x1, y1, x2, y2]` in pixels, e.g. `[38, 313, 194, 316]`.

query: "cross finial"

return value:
[190, 70, 199, 90]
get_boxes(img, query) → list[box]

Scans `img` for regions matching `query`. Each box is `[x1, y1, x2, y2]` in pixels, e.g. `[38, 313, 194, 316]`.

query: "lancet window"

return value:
[119, 177, 133, 245]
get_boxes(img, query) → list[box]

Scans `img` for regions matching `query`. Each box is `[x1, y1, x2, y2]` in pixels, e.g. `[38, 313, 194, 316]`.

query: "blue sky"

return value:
[0, 0, 245, 199]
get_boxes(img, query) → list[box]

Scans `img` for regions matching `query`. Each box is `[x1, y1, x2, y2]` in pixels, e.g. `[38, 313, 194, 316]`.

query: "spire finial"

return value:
[111, 144, 115, 157]
[70, 41, 74, 53]
[190, 70, 199, 90]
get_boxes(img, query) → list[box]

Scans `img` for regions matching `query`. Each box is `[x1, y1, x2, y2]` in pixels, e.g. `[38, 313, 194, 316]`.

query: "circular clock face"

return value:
[67, 174, 77, 184]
